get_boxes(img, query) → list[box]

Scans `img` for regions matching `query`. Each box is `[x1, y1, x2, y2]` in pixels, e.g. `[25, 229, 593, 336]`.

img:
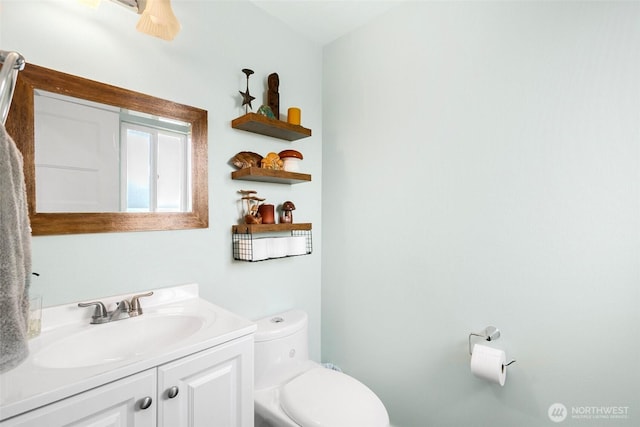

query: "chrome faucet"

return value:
[78, 300, 130, 324]
[78, 291, 154, 324]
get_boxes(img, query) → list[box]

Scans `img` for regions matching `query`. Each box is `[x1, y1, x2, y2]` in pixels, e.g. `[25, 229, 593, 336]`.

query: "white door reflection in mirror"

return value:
[34, 91, 120, 212]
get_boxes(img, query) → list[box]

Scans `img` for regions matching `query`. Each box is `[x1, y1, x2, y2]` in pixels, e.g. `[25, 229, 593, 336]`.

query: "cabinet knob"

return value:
[139, 396, 153, 410]
[167, 386, 180, 399]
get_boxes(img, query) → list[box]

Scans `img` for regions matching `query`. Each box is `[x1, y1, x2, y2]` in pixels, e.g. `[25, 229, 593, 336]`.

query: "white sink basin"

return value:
[33, 314, 206, 369]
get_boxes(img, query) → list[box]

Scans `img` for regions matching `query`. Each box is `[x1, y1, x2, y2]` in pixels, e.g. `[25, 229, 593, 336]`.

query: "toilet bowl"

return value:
[254, 310, 390, 427]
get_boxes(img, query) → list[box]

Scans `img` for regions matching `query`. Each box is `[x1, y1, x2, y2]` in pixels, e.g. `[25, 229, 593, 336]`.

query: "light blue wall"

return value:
[1, 0, 323, 360]
[5, 1, 640, 425]
[322, 1, 640, 426]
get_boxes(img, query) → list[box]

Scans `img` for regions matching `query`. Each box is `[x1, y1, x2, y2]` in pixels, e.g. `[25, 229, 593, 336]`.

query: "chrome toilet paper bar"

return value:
[469, 326, 516, 366]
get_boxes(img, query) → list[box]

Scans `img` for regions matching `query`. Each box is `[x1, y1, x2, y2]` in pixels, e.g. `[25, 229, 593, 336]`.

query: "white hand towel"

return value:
[0, 123, 32, 373]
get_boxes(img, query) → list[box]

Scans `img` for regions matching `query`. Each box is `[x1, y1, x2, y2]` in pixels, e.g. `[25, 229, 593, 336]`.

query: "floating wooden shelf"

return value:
[232, 223, 312, 234]
[232, 113, 311, 141]
[231, 167, 311, 184]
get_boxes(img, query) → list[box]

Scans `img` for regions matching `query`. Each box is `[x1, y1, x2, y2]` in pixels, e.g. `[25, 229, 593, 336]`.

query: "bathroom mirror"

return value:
[5, 63, 208, 235]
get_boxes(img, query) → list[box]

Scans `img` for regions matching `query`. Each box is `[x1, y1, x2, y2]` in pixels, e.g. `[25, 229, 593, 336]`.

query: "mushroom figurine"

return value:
[261, 152, 284, 170]
[280, 201, 296, 223]
[239, 190, 265, 224]
[278, 149, 303, 172]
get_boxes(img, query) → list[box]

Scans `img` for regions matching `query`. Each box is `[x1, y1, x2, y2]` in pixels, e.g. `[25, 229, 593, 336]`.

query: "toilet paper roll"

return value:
[470, 344, 507, 386]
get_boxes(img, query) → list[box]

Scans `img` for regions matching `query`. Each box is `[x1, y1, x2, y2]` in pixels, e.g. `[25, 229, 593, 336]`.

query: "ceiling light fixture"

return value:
[78, 0, 180, 41]
[135, 0, 181, 41]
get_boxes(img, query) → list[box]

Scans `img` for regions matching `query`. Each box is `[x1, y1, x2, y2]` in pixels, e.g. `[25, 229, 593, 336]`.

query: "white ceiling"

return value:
[249, 0, 405, 46]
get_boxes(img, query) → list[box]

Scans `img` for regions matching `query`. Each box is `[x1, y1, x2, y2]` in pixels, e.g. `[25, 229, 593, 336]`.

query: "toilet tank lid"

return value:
[254, 309, 308, 342]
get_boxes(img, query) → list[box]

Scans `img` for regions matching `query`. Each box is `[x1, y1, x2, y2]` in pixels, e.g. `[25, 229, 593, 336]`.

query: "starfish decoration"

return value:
[239, 89, 255, 110]
[240, 68, 255, 112]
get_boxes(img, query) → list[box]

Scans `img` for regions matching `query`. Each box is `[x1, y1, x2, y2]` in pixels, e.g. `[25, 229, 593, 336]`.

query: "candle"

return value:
[287, 107, 301, 125]
[257, 204, 275, 224]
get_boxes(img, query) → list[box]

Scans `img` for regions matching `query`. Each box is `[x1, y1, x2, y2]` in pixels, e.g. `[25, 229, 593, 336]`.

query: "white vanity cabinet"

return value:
[0, 369, 157, 427]
[0, 285, 257, 427]
[157, 334, 254, 427]
[1, 336, 254, 427]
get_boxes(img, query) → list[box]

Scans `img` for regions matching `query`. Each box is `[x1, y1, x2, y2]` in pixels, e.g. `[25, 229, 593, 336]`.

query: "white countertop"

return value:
[0, 284, 256, 421]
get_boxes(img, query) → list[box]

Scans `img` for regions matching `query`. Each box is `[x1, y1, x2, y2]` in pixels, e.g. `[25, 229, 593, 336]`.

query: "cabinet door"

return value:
[157, 335, 254, 427]
[0, 369, 156, 427]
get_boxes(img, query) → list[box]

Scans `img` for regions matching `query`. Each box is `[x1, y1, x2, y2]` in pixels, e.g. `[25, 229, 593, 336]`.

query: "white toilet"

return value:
[254, 309, 390, 427]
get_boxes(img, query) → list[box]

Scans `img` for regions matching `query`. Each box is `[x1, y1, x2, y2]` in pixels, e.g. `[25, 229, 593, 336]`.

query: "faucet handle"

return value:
[130, 291, 154, 316]
[78, 301, 109, 323]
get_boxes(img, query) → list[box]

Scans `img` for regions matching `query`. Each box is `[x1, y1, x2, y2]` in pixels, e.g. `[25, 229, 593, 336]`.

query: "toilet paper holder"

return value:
[469, 326, 516, 366]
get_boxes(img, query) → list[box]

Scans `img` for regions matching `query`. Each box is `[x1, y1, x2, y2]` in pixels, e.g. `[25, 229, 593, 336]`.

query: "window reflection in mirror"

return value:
[34, 90, 192, 214]
[122, 118, 190, 213]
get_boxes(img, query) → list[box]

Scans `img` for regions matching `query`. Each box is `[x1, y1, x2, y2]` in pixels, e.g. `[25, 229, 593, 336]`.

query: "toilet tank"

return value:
[254, 309, 310, 390]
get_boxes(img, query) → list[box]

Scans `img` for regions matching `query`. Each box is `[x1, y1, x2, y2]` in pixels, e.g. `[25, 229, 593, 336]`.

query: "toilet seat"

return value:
[280, 367, 389, 427]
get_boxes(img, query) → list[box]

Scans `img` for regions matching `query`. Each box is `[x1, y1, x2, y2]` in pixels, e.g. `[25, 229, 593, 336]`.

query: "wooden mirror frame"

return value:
[6, 64, 208, 235]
